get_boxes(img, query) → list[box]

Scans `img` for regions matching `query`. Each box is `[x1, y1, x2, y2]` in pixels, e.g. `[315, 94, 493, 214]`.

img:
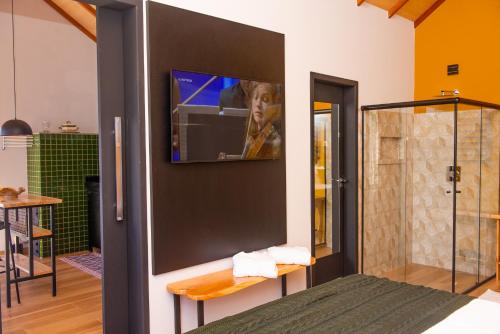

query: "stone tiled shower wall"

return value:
[27, 133, 99, 256]
[363, 110, 412, 276]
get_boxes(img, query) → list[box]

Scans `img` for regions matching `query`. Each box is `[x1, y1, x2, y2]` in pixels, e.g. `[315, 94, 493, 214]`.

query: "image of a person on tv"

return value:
[241, 82, 282, 160]
[219, 80, 254, 110]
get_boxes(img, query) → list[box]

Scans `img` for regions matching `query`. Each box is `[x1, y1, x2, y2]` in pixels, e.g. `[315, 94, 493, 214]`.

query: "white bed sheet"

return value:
[423, 299, 500, 334]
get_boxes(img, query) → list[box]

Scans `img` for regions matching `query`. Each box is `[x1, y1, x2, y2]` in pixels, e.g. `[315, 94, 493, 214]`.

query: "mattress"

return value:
[423, 299, 500, 333]
[188, 274, 472, 334]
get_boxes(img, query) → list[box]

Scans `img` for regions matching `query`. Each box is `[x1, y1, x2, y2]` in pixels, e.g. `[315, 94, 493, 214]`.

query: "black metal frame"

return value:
[1, 204, 57, 308]
[360, 97, 500, 294]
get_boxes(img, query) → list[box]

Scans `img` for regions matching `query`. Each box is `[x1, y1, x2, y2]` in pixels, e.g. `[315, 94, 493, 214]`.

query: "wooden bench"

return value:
[167, 257, 316, 334]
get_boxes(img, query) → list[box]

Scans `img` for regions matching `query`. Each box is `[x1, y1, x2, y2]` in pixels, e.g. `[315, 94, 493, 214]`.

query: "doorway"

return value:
[0, 1, 148, 333]
[310, 73, 358, 286]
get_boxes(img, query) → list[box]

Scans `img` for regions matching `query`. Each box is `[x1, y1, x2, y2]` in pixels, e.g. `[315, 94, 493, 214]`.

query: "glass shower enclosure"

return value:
[361, 98, 500, 293]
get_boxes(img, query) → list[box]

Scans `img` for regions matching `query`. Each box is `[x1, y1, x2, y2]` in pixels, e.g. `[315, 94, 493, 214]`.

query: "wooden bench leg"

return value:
[174, 294, 181, 334]
[197, 300, 204, 327]
[306, 266, 312, 289]
[281, 275, 287, 297]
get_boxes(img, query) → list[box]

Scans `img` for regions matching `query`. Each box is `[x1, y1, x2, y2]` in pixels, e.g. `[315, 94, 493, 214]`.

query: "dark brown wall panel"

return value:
[148, 2, 286, 274]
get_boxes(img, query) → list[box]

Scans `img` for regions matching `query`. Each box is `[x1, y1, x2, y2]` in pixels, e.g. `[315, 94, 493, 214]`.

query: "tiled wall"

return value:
[27, 133, 99, 256]
[363, 110, 412, 276]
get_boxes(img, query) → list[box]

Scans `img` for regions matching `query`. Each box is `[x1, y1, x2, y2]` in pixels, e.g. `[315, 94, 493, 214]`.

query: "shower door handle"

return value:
[335, 177, 348, 188]
[446, 190, 462, 194]
[114, 117, 124, 222]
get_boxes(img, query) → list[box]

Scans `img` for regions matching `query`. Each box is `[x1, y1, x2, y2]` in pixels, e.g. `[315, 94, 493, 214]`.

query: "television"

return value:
[170, 69, 283, 163]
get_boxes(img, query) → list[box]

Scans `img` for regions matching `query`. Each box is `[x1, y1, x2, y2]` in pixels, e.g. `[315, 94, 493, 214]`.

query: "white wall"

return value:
[144, 1, 415, 333]
[0, 0, 98, 189]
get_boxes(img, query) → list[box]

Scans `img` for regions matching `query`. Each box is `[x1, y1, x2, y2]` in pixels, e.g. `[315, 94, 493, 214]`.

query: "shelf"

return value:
[1, 253, 52, 276]
[377, 159, 404, 165]
[456, 211, 500, 221]
[10, 225, 53, 239]
[33, 226, 53, 239]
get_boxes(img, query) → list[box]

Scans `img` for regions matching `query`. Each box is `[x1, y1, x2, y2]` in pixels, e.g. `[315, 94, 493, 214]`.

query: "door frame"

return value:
[309, 72, 358, 284]
[81, 0, 149, 333]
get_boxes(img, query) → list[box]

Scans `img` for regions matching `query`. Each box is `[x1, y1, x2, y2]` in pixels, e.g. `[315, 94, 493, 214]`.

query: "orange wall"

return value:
[415, 0, 500, 104]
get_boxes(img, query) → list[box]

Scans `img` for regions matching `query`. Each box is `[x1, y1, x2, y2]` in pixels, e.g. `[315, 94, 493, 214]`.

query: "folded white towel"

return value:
[232, 251, 278, 278]
[268, 246, 311, 266]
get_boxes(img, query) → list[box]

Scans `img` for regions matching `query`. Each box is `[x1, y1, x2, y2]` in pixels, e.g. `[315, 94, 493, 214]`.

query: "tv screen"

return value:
[171, 69, 282, 163]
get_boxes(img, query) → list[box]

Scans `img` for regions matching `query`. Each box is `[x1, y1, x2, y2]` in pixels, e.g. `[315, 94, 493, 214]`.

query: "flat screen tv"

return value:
[170, 69, 282, 163]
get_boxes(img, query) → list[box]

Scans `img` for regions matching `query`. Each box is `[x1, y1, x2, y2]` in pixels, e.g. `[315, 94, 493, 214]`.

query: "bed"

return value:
[187, 274, 476, 334]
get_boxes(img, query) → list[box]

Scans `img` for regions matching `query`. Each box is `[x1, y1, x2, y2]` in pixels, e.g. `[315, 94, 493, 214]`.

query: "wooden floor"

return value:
[0, 259, 498, 333]
[1, 256, 102, 334]
[383, 263, 499, 294]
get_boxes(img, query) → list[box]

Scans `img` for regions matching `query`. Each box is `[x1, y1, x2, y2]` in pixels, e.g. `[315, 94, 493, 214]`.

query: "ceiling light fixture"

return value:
[0, 0, 33, 150]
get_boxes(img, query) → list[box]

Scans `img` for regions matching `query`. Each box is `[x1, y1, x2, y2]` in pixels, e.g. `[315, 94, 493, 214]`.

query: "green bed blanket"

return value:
[188, 274, 472, 334]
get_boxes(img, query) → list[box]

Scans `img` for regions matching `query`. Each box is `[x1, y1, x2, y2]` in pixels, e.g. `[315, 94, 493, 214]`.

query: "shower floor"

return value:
[382, 263, 489, 293]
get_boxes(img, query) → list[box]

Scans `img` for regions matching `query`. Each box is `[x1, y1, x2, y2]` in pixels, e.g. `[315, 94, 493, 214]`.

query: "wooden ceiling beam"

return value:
[414, 0, 446, 28]
[388, 0, 411, 18]
[80, 3, 97, 16]
[357, 0, 366, 6]
[44, 0, 96, 42]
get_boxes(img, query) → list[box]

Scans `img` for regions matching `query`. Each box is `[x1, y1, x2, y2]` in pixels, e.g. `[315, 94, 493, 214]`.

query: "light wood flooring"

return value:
[1, 256, 102, 334]
[0, 259, 498, 333]
[383, 263, 499, 294]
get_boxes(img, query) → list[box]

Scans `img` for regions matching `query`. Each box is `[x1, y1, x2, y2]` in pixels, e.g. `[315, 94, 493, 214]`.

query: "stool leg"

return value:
[8, 237, 21, 304]
[15, 236, 21, 277]
[50, 206, 57, 297]
[5, 210, 11, 308]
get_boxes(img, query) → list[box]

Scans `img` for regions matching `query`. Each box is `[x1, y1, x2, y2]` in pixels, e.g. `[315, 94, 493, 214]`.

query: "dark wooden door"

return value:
[310, 73, 358, 286]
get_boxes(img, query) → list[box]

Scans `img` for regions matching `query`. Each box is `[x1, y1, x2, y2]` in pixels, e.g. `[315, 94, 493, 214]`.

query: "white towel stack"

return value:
[232, 251, 278, 278]
[267, 246, 311, 266]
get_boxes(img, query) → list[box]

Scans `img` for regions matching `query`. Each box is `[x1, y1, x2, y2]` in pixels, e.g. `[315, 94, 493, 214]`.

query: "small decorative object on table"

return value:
[41, 120, 51, 133]
[0, 187, 25, 201]
[59, 121, 79, 133]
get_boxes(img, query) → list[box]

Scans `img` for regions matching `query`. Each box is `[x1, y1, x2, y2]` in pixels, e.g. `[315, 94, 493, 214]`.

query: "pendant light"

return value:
[0, 0, 33, 150]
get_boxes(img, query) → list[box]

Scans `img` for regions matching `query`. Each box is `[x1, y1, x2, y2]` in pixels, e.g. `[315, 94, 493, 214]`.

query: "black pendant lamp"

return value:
[1, 0, 33, 149]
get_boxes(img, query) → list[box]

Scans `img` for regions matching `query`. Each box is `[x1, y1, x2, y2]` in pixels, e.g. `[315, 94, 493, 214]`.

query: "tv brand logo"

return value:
[178, 77, 192, 83]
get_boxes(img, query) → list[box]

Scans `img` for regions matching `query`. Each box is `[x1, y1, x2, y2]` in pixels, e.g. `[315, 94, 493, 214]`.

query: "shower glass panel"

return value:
[455, 104, 481, 293]
[362, 98, 500, 293]
[479, 107, 500, 283]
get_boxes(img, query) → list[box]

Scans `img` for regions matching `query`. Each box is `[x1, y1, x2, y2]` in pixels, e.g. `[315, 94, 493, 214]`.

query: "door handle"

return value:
[114, 117, 124, 222]
[335, 177, 348, 187]
[446, 190, 461, 194]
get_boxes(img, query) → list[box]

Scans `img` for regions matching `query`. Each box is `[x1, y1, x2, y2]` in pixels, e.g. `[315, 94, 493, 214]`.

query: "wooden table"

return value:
[167, 257, 315, 334]
[0, 195, 62, 307]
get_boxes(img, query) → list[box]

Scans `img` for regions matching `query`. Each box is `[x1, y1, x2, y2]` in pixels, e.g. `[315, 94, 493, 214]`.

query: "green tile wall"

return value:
[27, 133, 99, 256]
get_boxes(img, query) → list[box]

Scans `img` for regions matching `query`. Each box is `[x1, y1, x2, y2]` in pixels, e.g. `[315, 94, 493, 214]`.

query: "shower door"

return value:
[455, 105, 500, 293]
[454, 104, 481, 293]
